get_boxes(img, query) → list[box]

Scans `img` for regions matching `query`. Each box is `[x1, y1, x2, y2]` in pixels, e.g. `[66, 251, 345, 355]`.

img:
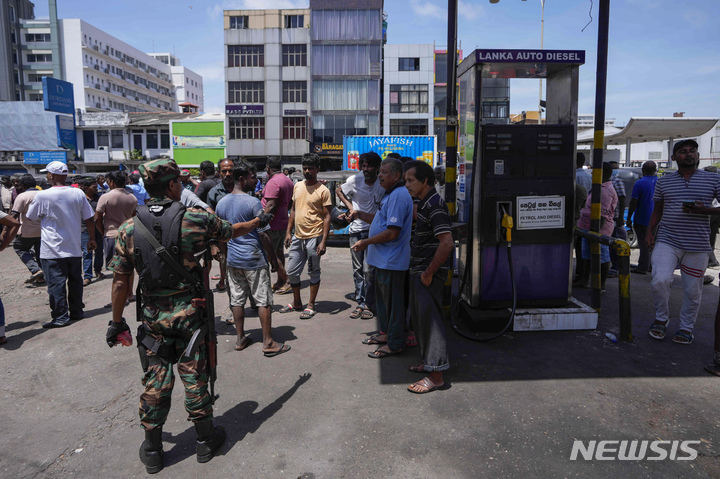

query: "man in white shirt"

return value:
[336, 152, 385, 319]
[26, 161, 96, 328]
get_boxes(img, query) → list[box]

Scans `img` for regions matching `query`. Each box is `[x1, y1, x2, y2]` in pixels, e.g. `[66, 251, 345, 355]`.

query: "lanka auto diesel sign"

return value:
[516, 195, 565, 230]
[475, 49, 585, 64]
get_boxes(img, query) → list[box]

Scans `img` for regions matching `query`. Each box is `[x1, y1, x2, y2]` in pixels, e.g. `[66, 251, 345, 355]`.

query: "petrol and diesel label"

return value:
[516, 195, 565, 230]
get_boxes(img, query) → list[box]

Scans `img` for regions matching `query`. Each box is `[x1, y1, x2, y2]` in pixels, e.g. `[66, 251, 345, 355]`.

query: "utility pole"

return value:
[445, 0, 459, 218]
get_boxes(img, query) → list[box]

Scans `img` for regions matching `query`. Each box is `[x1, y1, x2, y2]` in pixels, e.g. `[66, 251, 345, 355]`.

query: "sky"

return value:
[34, 0, 720, 127]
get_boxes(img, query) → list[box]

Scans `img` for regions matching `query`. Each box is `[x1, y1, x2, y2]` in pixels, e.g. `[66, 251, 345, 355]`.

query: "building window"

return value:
[399, 58, 420, 72]
[435, 53, 448, 83]
[390, 84, 429, 113]
[282, 81, 307, 103]
[229, 15, 249, 29]
[9, 5, 16, 22]
[10, 29, 16, 44]
[111, 130, 123, 149]
[227, 45, 264, 67]
[25, 33, 51, 42]
[282, 44, 307, 67]
[27, 73, 49, 83]
[390, 119, 428, 135]
[283, 117, 306, 139]
[27, 53, 52, 63]
[29, 93, 43, 101]
[228, 81, 264, 103]
[284, 14, 304, 28]
[434, 86, 447, 117]
[160, 130, 170, 149]
[12, 50, 17, 64]
[482, 102, 508, 119]
[229, 117, 265, 140]
[147, 131, 159, 149]
[97, 130, 109, 147]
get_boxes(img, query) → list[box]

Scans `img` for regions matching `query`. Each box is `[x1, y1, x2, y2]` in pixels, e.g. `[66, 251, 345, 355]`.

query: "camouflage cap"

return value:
[139, 158, 181, 185]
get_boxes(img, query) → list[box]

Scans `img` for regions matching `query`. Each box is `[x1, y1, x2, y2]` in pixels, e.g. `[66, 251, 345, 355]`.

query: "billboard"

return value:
[169, 120, 225, 167]
[56, 115, 76, 151]
[24, 151, 67, 165]
[42, 78, 75, 115]
[342, 136, 437, 170]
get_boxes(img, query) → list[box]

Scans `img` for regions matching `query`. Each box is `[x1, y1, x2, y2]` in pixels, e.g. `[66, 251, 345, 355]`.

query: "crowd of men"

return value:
[2, 140, 720, 473]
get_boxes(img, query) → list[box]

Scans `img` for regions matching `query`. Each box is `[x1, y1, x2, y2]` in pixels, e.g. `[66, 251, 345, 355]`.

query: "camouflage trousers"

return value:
[138, 294, 213, 430]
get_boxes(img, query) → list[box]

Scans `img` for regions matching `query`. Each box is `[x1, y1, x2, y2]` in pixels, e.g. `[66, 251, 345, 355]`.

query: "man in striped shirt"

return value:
[403, 160, 453, 394]
[647, 139, 720, 345]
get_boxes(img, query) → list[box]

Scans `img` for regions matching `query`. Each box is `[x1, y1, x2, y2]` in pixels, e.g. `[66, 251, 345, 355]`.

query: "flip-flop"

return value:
[263, 343, 291, 357]
[367, 348, 402, 359]
[234, 336, 253, 351]
[300, 308, 316, 320]
[360, 310, 374, 320]
[408, 377, 443, 394]
[406, 335, 418, 347]
[361, 335, 387, 345]
[275, 285, 292, 295]
[279, 304, 299, 313]
[211, 274, 221, 280]
[349, 307, 364, 319]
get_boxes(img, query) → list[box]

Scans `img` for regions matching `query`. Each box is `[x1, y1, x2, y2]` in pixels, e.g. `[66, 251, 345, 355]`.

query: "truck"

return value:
[342, 135, 437, 171]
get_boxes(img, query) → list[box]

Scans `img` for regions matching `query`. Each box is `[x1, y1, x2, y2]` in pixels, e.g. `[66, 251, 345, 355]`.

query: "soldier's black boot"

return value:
[139, 428, 164, 474]
[195, 420, 226, 463]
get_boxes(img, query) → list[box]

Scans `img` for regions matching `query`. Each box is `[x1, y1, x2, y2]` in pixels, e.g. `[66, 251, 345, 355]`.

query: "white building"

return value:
[382, 44, 435, 136]
[17, 18, 203, 114]
[578, 113, 616, 130]
[223, 8, 311, 161]
[149, 53, 204, 112]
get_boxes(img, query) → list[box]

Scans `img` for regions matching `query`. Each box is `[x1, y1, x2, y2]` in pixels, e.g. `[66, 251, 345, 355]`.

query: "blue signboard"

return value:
[56, 115, 76, 151]
[475, 49, 585, 64]
[342, 136, 437, 170]
[43, 77, 75, 115]
[23, 151, 67, 165]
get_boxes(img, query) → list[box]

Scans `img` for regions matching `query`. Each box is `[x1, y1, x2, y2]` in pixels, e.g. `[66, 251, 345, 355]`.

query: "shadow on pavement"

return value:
[161, 373, 312, 467]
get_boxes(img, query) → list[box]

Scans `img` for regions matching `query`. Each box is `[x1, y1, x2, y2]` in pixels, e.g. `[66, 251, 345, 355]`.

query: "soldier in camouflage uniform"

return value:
[105, 158, 271, 474]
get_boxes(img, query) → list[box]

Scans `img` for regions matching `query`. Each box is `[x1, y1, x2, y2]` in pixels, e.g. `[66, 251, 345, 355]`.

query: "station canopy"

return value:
[577, 117, 719, 145]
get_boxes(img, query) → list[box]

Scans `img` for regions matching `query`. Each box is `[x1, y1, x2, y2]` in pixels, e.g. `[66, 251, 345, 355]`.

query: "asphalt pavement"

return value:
[1, 242, 719, 479]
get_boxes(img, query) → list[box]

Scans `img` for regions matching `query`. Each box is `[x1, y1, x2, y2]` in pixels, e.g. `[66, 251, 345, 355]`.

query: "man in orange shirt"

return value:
[280, 154, 332, 319]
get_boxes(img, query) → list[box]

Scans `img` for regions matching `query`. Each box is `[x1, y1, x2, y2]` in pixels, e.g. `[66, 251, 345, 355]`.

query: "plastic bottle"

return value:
[605, 332, 618, 343]
[117, 330, 133, 347]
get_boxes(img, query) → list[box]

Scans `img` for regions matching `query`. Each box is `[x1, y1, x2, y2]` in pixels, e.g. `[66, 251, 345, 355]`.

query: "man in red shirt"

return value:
[262, 157, 294, 292]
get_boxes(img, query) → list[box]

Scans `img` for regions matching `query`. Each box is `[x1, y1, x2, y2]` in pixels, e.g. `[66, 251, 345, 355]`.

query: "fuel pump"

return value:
[453, 49, 589, 337]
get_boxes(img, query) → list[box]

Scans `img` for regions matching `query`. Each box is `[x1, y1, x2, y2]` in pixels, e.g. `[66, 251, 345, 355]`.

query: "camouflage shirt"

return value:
[109, 204, 233, 297]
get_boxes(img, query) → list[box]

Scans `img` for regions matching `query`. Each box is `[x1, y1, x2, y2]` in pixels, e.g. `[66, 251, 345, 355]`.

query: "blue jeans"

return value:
[80, 230, 103, 279]
[13, 235, 42, 275]
[349, 231, 376, 312]
[41, 257, 84, 324]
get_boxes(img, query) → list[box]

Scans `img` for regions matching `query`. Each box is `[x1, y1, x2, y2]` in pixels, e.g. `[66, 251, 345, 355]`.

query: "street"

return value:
[1, 243, 719, 478]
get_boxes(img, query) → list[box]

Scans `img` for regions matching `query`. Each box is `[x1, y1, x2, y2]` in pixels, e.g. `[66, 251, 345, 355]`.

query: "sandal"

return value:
[361, 335, 387, 345]
[211, 274, 221, 280]
[234, 335, 253, 351]
[672, 330, 694, 345]
[408, 377, 443, 394]
[649, 321, 667, 340]
[360, 309, 374, 320]
[216, 282, 226, 291]
[408, 363, 426, 373]
[279, 304, 299, 313]
[349, 307, 364, 319]
[300, 308, 316, 320]
[406, 335, 418, 347]
[367, 347, 402, 359]
[275, 284, 292, 295]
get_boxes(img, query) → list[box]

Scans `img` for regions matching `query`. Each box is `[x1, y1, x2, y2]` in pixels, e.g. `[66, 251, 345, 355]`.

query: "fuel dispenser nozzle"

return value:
[502, 214, 513, 243]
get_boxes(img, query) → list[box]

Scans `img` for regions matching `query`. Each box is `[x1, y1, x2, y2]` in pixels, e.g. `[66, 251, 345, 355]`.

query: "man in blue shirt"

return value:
[575, 152, 592, 193]
[215, 161, 289, 357]
[126, 173, 150, 205]
[626, 161, 657, 274]
[351, 158, 413, 358]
